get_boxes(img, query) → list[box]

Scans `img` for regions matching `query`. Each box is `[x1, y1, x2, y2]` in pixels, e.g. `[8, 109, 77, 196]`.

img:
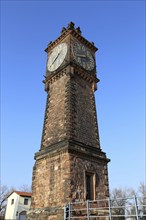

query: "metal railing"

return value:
[64, 196, 146, 220]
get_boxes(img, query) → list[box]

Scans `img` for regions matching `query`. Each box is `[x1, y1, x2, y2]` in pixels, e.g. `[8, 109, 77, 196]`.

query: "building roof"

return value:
[14, 191, 32, 197]
[8, 191, 32, 198]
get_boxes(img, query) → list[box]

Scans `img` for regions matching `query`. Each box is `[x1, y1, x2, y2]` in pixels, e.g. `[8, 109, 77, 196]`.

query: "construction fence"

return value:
[64, 196, 146, 220]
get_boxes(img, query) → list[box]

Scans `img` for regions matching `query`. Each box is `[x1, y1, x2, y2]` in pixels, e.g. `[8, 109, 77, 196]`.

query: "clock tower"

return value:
[28, 22, 110, 220]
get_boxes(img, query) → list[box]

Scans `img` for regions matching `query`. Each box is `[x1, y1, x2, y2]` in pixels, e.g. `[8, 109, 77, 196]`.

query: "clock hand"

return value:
[50, 51, 62, 67]
[50, 54, 59, 67]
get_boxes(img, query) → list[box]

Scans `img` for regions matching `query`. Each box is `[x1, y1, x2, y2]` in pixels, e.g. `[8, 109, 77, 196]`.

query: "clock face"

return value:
[72, 41, 95, 71]
[47, 42, 67, 72]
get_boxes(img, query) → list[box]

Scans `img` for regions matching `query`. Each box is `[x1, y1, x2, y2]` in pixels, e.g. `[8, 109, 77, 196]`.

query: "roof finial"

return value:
[76, 26, 82, 35]
[60, 22, 82, 35]
[67, 21, 75, 30]
[60, 27, 66, 34]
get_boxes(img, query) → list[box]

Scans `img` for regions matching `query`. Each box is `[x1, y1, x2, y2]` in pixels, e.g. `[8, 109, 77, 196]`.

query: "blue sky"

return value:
[1, 0, 145, 191]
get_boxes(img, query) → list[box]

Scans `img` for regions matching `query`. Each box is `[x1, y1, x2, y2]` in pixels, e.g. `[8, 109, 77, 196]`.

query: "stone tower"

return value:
[28, 22, 110, 220]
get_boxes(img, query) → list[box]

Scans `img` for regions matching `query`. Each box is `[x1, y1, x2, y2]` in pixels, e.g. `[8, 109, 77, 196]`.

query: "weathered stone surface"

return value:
[31, 152, 71, 209]
[27, 206, 64, 220]
[28, 143, 109, 219]
[41, 70, 100, 151]
[28, 25, 110, 220]
[41, 73, 68, 149]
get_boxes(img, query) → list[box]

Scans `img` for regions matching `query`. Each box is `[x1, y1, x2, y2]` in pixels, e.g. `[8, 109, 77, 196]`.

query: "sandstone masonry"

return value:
[27, 22, 110, 220]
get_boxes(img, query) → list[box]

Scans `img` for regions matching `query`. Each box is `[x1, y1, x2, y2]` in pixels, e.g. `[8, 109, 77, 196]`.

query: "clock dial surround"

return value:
[72, 41, 95, 71]
[47, 42, 67, 72]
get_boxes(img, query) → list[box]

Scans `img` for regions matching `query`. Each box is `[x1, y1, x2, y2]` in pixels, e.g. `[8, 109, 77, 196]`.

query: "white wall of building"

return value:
[5, 192, 31, 220]
[17, 196, 31, 217]
[5, 192, 19, 220]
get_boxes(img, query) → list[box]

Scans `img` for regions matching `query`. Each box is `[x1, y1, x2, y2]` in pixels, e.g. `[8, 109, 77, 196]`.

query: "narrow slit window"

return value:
[11, 199, 14, 205]
[86, 173, 94, 200]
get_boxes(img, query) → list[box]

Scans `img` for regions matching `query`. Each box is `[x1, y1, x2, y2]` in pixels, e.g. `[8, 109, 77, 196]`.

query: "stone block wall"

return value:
[41, 72, 68, 149]
[28, 69, 110, 220]
[73, 74, 100, 148]
[31, 151, 71, 209]
[28, 146, 109, 220]
[70, 153, 109, 201]
[41, 70, 100, 151]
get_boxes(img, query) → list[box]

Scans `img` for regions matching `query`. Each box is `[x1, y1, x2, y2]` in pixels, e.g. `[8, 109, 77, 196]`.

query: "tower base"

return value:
[28, 140, 110, 220]
[27, 206, 64, 220]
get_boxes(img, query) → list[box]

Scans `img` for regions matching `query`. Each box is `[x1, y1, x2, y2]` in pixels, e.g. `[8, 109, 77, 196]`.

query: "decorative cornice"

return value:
[43, 68, 67, 91]
[43, 64, 99, 92]
[45, 22, 98, 53]
[34, 139, 110, 163]
[74, 66, 99, 84]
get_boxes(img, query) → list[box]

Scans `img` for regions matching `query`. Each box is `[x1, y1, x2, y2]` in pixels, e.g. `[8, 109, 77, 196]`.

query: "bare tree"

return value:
[110, 187, 136, 219]
[110, 183, 146, 219]
[138, 182, 146, 197]
[18, 184, 32, 192]
[110, 188, 127, 219]
[137, 182, 146, 218]
[0, 185, 15, 219]
[0, 185, 8, 218]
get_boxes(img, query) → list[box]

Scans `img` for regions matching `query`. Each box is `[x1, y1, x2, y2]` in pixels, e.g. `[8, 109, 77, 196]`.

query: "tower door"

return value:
[86, 174, 93, 200]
